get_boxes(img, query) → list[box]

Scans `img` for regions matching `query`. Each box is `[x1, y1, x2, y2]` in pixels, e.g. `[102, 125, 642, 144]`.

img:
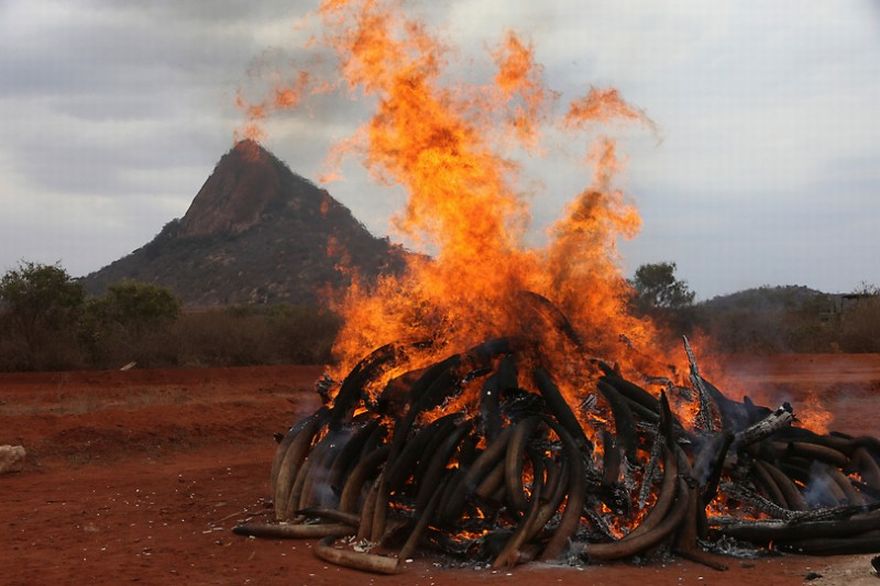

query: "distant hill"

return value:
[698, 285, 828, 313]
[691, 285, 842, 354]
[81, 140, 406, 306]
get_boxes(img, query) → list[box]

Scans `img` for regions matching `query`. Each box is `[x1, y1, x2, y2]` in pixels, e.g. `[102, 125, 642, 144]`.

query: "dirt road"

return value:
[2, 356, 879, 585]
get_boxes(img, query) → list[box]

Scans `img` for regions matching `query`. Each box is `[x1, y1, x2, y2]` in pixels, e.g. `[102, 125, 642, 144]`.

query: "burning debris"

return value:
[234, 297, 880, 573]
[229, 0, 879, 573]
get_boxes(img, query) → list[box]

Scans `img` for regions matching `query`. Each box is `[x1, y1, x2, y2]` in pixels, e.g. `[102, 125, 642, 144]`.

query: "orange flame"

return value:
[234, 71, 312, 142]
[231, 4, 845, 532]
[564, 87, 656, 133]
[492, 31, 552, 148]
[325, 0, 678, 382]
[239, 0, 687, 400]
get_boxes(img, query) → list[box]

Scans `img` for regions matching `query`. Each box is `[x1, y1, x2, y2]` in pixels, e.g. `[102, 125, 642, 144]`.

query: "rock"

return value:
[0, 445, 26, 474]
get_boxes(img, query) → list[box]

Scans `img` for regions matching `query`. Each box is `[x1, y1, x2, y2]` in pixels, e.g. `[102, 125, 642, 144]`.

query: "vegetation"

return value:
[630, 262, 695, 311]
[1, 259, 878, 371]
[689, 285, 828, 353]
[79, 280, 182, 367]
[0, 261, 340, 371]
[837, 284, 880, 353]
[0, 262, 85, 370]
[174, 305, 340, 367]
[629, 261, 696, 334]
[627, 262, 880, 355]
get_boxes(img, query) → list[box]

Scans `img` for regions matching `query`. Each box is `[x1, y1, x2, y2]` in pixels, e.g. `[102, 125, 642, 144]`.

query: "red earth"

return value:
[2, 355, 879, 585]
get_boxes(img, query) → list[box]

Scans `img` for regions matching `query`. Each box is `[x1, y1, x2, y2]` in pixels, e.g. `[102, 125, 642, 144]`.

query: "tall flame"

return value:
[239, 0, 685, 390]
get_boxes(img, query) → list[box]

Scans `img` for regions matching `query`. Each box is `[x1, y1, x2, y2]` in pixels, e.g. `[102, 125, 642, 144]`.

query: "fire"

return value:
[288, 0, 681, 389]
[234, 68, 316, 143]
[236, 0, 701, 417]
[492, 31, 552, 149]
[233, 4, 877, 569]
[564, 87, 655, 131]
[796, 393, 833, 434]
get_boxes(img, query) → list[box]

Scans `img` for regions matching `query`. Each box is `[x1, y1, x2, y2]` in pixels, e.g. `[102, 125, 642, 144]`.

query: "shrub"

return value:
[839, 296, 880, 353]
[174, 305, 340, 367]
[80, 281, 181, 368]
[0, 261, 85, 370]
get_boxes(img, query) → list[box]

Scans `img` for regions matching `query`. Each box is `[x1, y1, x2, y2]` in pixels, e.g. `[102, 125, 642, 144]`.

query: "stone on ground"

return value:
[0, 445, 26, 474]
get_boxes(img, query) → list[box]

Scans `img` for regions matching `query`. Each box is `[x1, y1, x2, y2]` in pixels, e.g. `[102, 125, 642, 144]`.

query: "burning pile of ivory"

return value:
[234, 296, 880, 574]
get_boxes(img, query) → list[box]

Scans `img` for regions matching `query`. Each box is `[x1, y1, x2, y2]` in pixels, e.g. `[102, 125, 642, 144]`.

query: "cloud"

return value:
[0, 0, 878, 297]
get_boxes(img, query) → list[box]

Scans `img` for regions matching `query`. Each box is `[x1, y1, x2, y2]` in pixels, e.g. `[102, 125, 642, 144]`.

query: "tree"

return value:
[630, 262, 695, 312]
[0, 261, 85, 367]
[80, 281, 181, 366]
[95, 280, 180, 333]
[852, 281, 879, 296]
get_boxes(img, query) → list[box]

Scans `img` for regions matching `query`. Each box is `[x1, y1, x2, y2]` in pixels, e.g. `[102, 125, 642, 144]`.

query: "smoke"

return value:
[803, 460, 839, 508]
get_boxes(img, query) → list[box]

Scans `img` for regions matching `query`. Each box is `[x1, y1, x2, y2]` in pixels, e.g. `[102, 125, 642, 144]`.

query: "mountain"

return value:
[81, 140, 406, 306]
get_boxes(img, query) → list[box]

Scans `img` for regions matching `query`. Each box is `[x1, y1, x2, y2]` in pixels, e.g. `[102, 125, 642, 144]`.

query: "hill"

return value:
[81, 140, 405, 306]
[691, 285, 840, 353]
[698, 285, 828, 313]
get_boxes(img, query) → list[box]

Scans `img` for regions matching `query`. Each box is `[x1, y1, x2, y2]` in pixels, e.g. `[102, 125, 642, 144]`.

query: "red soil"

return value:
[2, 356, 879, 585]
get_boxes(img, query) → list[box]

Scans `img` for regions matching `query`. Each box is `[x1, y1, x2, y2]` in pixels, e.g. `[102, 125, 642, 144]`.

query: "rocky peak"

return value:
[178, 139, 319, 238]
[80, 141, 406, 306]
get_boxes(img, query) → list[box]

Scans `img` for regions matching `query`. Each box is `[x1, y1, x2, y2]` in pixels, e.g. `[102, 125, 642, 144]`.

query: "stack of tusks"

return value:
[233, 303, 880, 574]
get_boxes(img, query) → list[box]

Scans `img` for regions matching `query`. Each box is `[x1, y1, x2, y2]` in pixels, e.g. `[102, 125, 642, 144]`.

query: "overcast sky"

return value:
[2, 0, 878, 299]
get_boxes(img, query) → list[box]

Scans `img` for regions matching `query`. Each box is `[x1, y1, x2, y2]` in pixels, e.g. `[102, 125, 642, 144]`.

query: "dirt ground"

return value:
[2, 355, 879, 585]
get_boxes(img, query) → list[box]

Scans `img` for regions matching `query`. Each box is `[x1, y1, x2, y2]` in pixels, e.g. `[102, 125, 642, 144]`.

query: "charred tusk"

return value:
[270, 409, 327, 498]
[828, 465, 864, 506]
[274, 412, 327, 521]
[411, 423, 469, 523]
[533, 368, 592, 452]
[600, 375, 660, 415]
[493, 452, 545, 569]
[627, 444, 678, 540]
[539, 419, 585, 561]
[504, 416, 543, 512]
[528, 459, 570, 543]
[397, 476, 450, 563]
[328, 419, 380, 495]
[772, 441, 849, 468]
[674, 452, 728, 572]
[853, 447, 880, 490]
[762, 460, 807, 510]
[339, 445, 389, 514]
[581, 477, 689, 561]
[776, 530, 880, 556]
[752, 459, 790, 510]
[596, 380, 638, 462]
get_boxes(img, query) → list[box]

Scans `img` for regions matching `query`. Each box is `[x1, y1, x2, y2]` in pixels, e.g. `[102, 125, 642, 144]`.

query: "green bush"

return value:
[0, 263, 341, 371]
[0, 261, 86, 370]
[79, 280, 181, 368]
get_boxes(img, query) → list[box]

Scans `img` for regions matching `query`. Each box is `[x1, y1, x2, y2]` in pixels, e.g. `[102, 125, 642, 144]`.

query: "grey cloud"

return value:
[1, 0, 879, 296]
[0, 13, 260, 99]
